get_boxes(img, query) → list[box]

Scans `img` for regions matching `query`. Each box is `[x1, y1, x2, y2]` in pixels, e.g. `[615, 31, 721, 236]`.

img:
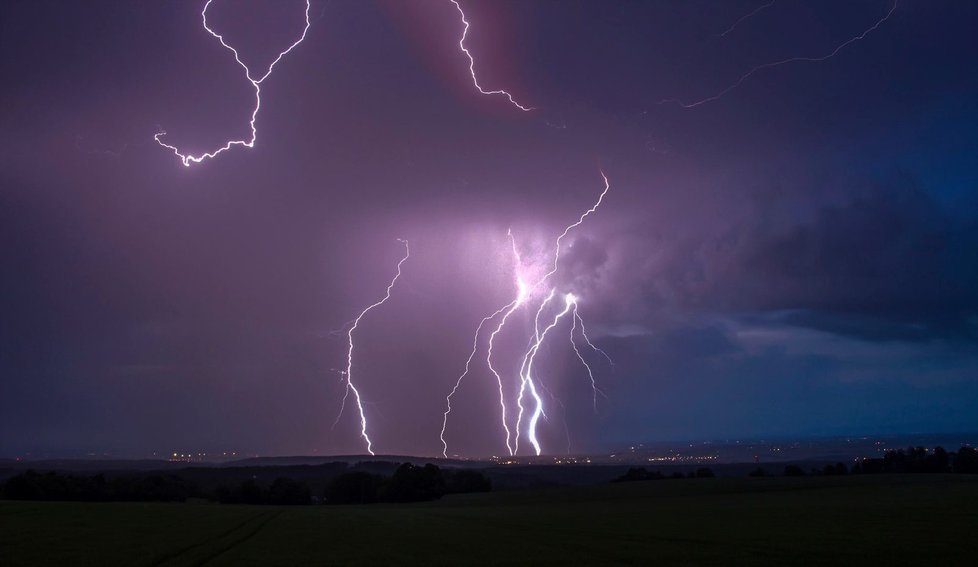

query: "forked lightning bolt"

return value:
[662, 0, 898, 108]
[441, 172, 612, 457]
[333, 239, 410, 456]
[155, 0, 311, 166]
[450, 0, 534, 111]
[158, 0, 528, 166]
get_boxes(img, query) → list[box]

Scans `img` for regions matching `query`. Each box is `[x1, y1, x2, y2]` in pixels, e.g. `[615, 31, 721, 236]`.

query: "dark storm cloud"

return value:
[1, 0, 976, 457]
[580, 173, 978, 342]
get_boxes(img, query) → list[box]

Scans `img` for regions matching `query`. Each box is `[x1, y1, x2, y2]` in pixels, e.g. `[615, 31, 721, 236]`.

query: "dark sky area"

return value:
[1, 0, 976, 458]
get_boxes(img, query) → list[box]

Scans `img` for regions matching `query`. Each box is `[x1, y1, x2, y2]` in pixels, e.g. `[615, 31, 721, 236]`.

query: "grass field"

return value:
[2, 475, 976, 565]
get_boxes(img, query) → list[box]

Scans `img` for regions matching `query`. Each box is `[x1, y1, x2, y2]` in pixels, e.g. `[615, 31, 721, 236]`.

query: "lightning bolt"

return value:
[575, 309, 614, 366]
[441, 172, 611, 457]
[719, 1, 776, 38]
[155, 0, 311, 166]
[333, 239, 410, 456]
[570, 301, 607, 413]
[661, 0, 898, 109]
[450, 0, 534, 111]
[514, 293, 574, 455]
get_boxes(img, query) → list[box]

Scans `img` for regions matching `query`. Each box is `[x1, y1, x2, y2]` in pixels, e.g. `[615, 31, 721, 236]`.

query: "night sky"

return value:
[1, 0, 976, 459]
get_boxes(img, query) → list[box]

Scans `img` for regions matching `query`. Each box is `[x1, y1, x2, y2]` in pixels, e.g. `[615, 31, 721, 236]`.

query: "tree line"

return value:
[1, 462, 491, 505]
[614, 446, 978, 482]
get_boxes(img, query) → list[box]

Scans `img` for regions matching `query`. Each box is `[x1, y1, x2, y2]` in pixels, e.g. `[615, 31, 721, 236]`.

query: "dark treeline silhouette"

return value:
[2, 470, 196, 502]
[614, 446, 977, 483]
[1, 462, 491, 505]
[752, 446, 978, 478]
[852, 446, 978, 474]
[613, 467, 715, 482]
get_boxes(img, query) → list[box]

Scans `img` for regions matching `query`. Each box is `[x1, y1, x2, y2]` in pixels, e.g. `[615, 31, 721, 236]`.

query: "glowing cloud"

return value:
[441, 172, 612, 457]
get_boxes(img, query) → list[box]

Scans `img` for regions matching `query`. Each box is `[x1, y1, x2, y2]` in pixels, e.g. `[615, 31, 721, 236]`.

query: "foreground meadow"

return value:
[2, 475, 976, 565]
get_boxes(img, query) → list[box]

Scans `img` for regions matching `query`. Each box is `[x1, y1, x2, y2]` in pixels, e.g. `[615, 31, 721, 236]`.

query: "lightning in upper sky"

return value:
[449, 0, 534, 112]
[154, 0, 311, 167]
[441, 172, 612, 457]
[333, 239, 410, 456]
[157, 0, 531, 168]
[719, 1, 776, 38]
[661, 0, 898, 109]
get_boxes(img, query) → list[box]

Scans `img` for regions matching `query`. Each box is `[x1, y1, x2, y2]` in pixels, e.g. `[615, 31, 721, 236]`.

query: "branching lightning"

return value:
[333, 239, 410, 456]
[661, 0, 898, 109]
[450, 0, 534, 112]
[155, 0, 311, 166]
[440, 172, 613, 457]
[157, 0, 530, 167]
[569, 302, 607, 412]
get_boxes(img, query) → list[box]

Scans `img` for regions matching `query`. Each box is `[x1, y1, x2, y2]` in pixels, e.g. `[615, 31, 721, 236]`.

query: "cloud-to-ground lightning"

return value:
[662, 0, 898, 109]
[440, 173, 612, 457]
[155, 0, 311, 166]
[719, 1, 775, 38]
[569, 301, 608, 411]
[449, 0, 534, 112]
[332, 239, 410, 456]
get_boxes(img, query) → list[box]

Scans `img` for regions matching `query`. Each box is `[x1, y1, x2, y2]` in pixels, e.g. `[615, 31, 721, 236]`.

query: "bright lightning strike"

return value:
[155, 0, 311, 166]
[661, 0, 898, 109]
[333, 239, 410, 456]
[441, 172, 612, 458]
[450, 0, 534, 112]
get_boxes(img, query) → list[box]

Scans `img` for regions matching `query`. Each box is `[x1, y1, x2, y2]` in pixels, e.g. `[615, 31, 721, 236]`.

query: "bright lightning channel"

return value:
[155, 0, 311, 166]
[440, 172, 612, 458]
[333, 239, 410, 456]
[514, 293, 575, 455]
[661, 0, 898, 109]
[449, 0, 534, 112]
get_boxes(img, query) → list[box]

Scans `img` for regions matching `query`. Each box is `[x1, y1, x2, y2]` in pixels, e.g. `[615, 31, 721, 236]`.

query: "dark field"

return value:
[2, 475, 976, 566]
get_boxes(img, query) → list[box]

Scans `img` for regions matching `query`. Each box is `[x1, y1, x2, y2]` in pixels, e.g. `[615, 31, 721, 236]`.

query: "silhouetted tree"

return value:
[3, 471, 45, 500]
[955, 446, 978, 474]
[783, 465, 805, 477]
[613, 467, 663, 482]
[382, 463, 446, 502]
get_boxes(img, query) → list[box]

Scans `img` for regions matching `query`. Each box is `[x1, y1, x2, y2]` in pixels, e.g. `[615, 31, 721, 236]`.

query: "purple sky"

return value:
[1, 0, 976, 458]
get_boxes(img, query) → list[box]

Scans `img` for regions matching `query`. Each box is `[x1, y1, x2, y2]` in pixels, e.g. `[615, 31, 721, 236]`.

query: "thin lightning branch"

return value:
[541, 171, 611, 285]
[719, 1, 775, 38]
[486, 301, 521, 455]
[575, 311, 614, 366]
[332, 239, 410, 456]
[441, 229, 524, 457]
[533, 289, 557, 342]
[449, 0, 534, 111]
[439, 302, 513, 458]
[661, 0, 898, 109]
[155, 0, 311, 166]
[570, 302, 607, 412]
